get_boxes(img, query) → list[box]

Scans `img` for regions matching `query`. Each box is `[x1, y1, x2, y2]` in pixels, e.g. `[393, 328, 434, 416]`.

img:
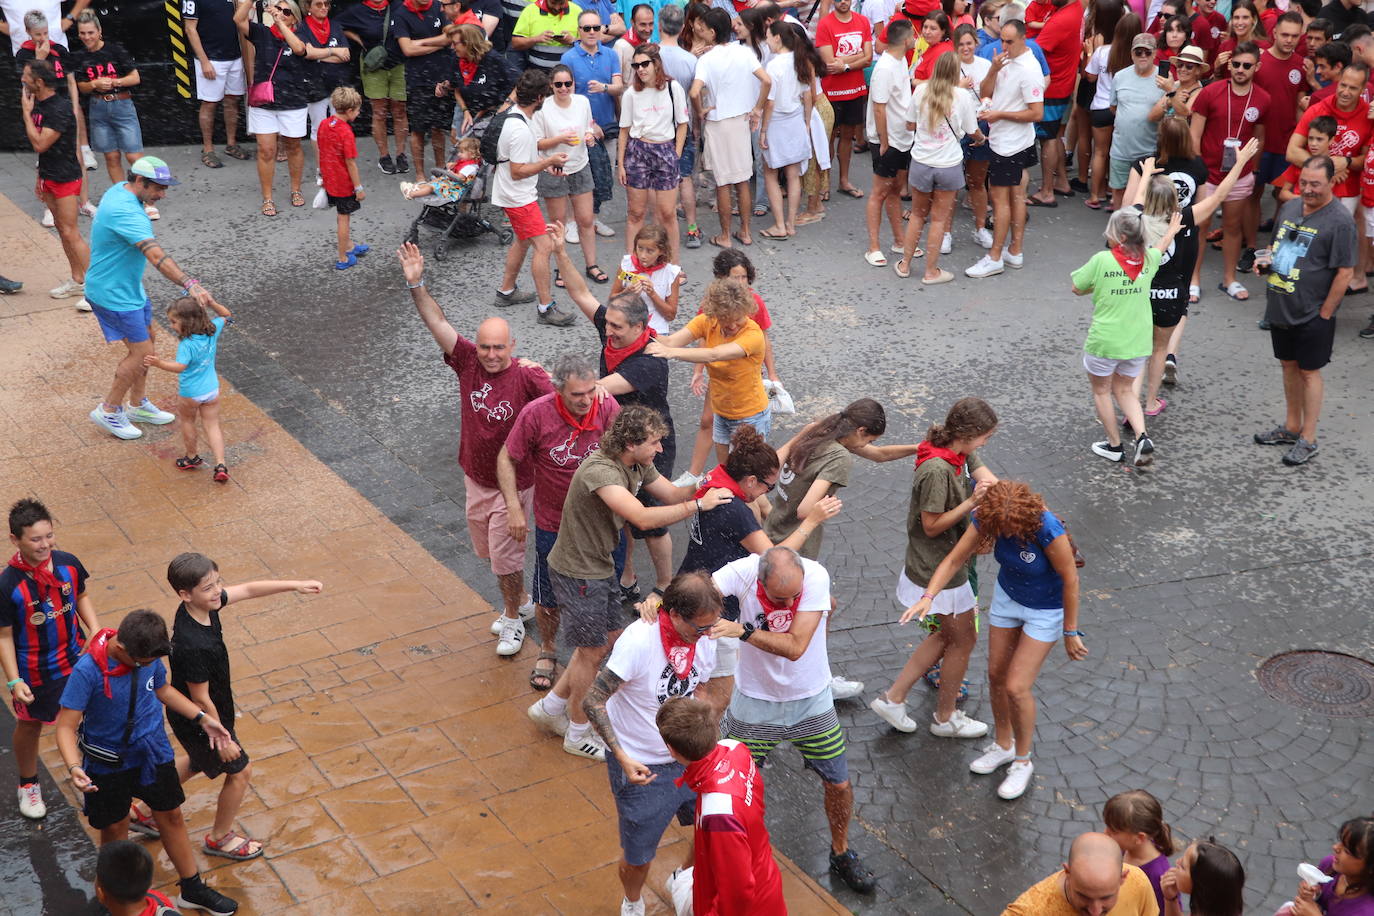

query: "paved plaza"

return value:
[2, 144, 1373, 914]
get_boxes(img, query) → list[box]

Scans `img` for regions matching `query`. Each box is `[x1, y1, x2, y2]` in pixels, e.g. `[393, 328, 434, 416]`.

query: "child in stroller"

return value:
[400, 135, 482, 204]
[402, 135, 513, 257]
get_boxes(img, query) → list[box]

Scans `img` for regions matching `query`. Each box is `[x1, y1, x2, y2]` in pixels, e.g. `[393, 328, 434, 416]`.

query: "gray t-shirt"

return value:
[1110, 68, 1164, 161]
[1264, 197, 1358, 327]
[659, 44, 698, 100]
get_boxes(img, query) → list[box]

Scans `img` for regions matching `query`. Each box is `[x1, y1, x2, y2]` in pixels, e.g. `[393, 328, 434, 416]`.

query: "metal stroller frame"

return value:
[403, 161, 513, 261]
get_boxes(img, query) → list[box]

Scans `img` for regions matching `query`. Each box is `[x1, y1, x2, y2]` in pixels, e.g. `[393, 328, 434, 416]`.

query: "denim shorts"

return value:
[88, 97, 143, 153]
[533, 527, 558, 608]
[987, 580, 1062, 643]
[91, 299, 153, 343]
[711, 404, 771, 445]
[678, 127, 696, 178]
[606, 757, 695, 866]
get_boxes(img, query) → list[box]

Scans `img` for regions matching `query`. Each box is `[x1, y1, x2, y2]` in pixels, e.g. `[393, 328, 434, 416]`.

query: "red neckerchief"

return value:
[458, 57, 478, 83]
[404, 0, 433, 13]
[1111, 245, 1144, 282]
[677, 741, 754, 798]
[553, 393, 597, 452]
[626, 29, 644, 46]
[915, 441, 966, 474]
[363, 0, 389, 8]
[450, 156, 480, 172]
[603, 326, 655, 373]
[630, 253, 667, 274]
[8, 551, 67, 616]
[269, 23, 286, 38]
[305, 13, 332, 43]
[754, 580, 800, 634]
[87, 628, 132, 699]
[658, 610, 697, 679]
[694, 465, 748, 501]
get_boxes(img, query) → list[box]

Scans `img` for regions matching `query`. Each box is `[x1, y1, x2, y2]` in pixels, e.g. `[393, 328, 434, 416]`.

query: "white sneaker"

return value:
[80, 200, 98, 219]
[496, 616, 525, 656]
[666, 868, 694, 915]
[594, 218, 616, 237]
[89, 406, 142, 440]
[17, 783, 46, 819]
[83, 145, 98, 171]
[527, 697, 570, 737]
[929, 709, 989, 739]
[1004, 251, 1024, 269]
[868, 695, 917, 732]
[973, 227, 993, 249]
[997, 759, 1034, 799]
[50, 278, 84, 299]
[671, 470, 702, 489]
[126, 398, 176, 425]
[41, 208, 55, 228]
[965, 256, 1004, 279]
[74, 298, 92, 312]
[620, 897, 645, 916]
[969, 740, 1016, 774]
[489, 599, 535, 635]
[940, 232, 952, 254]
[829, 675, 864, 700]
[144, 204, 160, 220]
[563, 729, 607, 760]
[565, 221, 580, 244]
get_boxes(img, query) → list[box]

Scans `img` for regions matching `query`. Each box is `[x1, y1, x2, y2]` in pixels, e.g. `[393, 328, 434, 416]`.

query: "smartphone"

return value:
[1158, 60, 1171, 78]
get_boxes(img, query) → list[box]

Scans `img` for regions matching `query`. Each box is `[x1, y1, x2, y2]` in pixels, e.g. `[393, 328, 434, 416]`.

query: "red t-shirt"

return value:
[1190, 11, 1227, 61]
[1190, 79, 1271, 183]
[316, 116, 358, 197]
[1271, 162, 1299, 189]
[699, 291, 772, 330]
[1216, 36, 1271, 59]
[1293, 96, 1374, 199]
[1023, 0, 1053, 37]
[1036, 0, 1085, 99]
[502, 391, 620, 530]
[137, 891, 177, 915]
[442, 338, 554, 489]
[1254, 48, 1308, 154]
[913, 39, 953, 80]
[816, 12, 874, 100]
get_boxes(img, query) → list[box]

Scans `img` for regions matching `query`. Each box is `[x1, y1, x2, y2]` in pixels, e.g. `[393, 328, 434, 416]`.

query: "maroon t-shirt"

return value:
[443, 339, 553, 490]
[503, 391, 620, 531]
[1191, 79, 1271, 183]
[1254, 49, 1307, 154]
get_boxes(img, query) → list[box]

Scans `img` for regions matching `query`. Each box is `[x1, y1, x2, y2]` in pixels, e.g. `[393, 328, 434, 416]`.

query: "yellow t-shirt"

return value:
[685, 313, 768, 420]
[1002, 864, 1160, 916]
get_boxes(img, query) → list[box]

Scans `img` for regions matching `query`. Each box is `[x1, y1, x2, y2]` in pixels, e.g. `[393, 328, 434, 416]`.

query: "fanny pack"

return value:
[362, 8, 391, 72]
[77, 665, 139, 768]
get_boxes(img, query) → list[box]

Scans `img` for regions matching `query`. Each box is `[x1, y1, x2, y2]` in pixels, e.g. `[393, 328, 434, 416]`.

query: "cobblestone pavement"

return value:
[3, 143, 1373, 914]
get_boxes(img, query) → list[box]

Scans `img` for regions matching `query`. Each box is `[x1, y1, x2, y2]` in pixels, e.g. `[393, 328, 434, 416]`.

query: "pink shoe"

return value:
[1145, 397, 1167, 417]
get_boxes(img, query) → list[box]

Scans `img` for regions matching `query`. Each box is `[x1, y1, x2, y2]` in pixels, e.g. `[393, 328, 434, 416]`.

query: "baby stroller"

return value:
[404, 160, 512, 261]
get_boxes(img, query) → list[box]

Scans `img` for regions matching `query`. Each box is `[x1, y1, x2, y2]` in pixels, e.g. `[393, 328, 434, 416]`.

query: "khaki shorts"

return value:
[464, 475, 532, 576]
[360, 61, 406, 101]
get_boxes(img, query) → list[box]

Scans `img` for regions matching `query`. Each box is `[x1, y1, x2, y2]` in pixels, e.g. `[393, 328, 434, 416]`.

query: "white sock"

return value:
[566, 720, 589, 741]
[498, 287, 515, 296]
[541, 694, 567, 717]
[538, 301, 552, 313]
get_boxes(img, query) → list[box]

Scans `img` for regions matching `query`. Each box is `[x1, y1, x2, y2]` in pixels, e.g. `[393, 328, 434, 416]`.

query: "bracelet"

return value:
[694, 498, 701, 512]
[354, 185, 364, 192]
[68, 763, 82, 772]
[5, 678, 20, 690]
[406, 278, 425, 289]
[182, 277, 200, 291]
[1063, 629, 1085, 638]
[651, 586, 665, 598]
[921, 593, 936, 601]
[195, 710, 206, 722]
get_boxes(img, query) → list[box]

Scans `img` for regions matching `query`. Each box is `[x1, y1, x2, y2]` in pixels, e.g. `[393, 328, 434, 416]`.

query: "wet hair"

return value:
[23, 58, 57, 87]
[699, 278, 755, 324]
[656, 696, 719, 761]
[1103, 790, 1176, 856]
[449, 22, 491, 59]
[974, 480, 1047, 542]
[1189, 840, 1245, 916]
[551, 352, 599, 389]
[96, 841, 155, 905]
[1308, 115, 1338, 140]
[1307, 16, 1334, 40]
[600, 403, 670, 458]
[926, 397, 997, 448]
[116, 609, 171, 660]
[1304, 154, 1336, 180]
[606, 293, 650, 329]
[632, 224, 670, 266]
[662, 570, 724, 623]
[166, 297, 215, 340]
[702, 7, 734, 44]
[167, 552, 219, 595]
[711, 248, 755, 284]
[1108, 12, 1142, 75]
[659, 3, 684, 37]
[1105, 208, 1148, 262]
[1156, 115, 1196, 161]
[789, 398, 887, 472]
[1337, 817, 1374, 896]
[515, 67, 550, 107]
[887, 17, 914, 44]
[8, 498, 52, 537]
[331, 85, 361, 112]
[1315, 40, 1351, 69]
[724, 424, 780, 483]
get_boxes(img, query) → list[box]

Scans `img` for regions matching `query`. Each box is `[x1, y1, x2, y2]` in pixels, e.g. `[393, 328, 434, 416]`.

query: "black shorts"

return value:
[1270, 314, 1336, 370]
[13, 676, 67, 724]
[1075, 77, 1095, 108]
[329, 193, 361, 214]
[830, 97, 866, 127]
[628, 437, 674, 540]
[1090, 107, 1115, 129]
[870, 145, 911, 178]
[406, 92, 452, 133]
[988, 145, 1038, 187]
[1150, 287, 1189, 328]
[84, 762, 184, 830]
[171, 720, 250, 780]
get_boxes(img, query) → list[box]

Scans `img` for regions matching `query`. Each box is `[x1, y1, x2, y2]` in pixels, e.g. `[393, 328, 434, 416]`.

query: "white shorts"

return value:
[1338, 195, 1357, 215]
[1083, 353, 1149, 378]
[195, 58, 246, 103]
[307, 98, 334, 141]
[895, 571, 975, 616]
[187, 388, 220, 404]
[713, 635, 739, 677]
[248, 105, 309, 138]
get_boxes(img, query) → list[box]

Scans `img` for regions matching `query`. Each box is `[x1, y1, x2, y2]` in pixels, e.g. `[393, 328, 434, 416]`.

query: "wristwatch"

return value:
[740, 623, 756, 642]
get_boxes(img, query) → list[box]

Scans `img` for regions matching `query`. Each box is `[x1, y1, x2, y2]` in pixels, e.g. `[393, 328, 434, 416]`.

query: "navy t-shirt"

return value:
[677, 498, 759, 620]
[297, 18, 352, 101]
[977, 509, 1067, 609]
[181, 0, 243, 61]
[390, 1, 449, 89]
[335, 0, 403, 69]
[594, 305, 676, 471]
[59, 655, 173, 775]
[248, 21, 307, 110]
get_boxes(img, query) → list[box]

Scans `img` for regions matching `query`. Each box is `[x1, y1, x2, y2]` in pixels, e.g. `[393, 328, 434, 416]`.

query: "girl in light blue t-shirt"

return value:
[143, 296, 235, 482]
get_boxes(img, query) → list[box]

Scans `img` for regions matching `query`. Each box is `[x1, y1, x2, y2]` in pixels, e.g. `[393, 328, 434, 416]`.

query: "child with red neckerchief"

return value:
[611, 223, 684, 334]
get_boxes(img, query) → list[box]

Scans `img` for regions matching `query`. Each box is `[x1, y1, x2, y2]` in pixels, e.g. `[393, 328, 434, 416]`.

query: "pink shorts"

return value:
[1202, 173, 1254, 203]
[503, 201, 548, 241]
[464, 475, 532, 576]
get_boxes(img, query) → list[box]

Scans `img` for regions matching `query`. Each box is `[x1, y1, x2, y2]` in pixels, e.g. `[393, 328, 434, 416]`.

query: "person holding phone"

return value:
[512, 0, 581, 70]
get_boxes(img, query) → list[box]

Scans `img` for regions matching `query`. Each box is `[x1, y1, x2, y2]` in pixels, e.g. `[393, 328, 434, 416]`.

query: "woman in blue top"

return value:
[904, 479, 1085, 801]
[143, 297, 235, 482]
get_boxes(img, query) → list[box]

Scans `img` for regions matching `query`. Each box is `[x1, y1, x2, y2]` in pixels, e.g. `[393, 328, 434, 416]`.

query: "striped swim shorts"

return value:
[723, 702, 848, 785]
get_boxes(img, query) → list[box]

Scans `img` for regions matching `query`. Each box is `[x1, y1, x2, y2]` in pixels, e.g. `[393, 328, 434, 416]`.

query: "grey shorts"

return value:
[606, 757, 695, 866]
[549, 570, 622, 647]
[537, 164, 594, 199]
[908, 161, 966, 193]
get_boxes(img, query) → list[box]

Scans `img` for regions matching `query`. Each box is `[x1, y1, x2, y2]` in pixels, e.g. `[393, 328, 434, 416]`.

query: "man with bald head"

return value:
[708, 546, 878, 896]
[1003, 831, 1160, 916]
[400, 243, 554, 650]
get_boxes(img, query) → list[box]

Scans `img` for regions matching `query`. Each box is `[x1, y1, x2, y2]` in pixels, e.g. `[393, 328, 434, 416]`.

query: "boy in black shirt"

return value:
[164, 552, 322, 861]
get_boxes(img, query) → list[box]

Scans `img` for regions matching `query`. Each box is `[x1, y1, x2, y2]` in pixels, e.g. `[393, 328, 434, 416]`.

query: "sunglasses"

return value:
[1230, 60, 1254, 69]
[1132, 48, 1153, 55]
[690, 620, 714, 634]
[1177, 61, 1199, 68]
[275, 7, 295, 15]
[631, 59, 654, 68]
[580, 23, 602, 30]
[552, 79, 573, 86]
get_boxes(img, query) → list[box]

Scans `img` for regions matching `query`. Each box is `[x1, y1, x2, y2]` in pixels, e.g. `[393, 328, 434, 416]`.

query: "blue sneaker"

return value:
[349, 243, 370, 257]
[334, 253, 357, 271]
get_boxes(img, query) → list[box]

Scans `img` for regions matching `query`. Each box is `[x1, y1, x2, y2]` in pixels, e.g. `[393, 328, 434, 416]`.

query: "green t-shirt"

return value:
[763, 439, 852, 560]
[1070, 247, 1161, 360]
[548, 450, 660, 580]
[903, 451, 984, 587]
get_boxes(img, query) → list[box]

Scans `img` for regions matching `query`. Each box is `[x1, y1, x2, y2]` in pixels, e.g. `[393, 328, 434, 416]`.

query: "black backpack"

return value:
[480, 107, 526, 166]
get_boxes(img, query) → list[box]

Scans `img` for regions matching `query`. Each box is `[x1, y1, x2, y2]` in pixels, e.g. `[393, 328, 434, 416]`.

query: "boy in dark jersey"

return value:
[0, 498, 98, 820]
[164, 552, 322, 861]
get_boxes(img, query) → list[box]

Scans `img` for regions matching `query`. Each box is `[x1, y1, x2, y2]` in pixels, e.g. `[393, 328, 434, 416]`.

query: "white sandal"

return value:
[864, 249, 888, 267]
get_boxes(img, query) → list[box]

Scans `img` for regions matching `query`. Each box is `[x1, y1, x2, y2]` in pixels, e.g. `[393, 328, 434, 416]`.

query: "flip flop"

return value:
[1219, 281, 1249, 301]
[892, 258, 911, 279]
[796, 212, 825, 225]
[864, 250, 888, 267]
[759, 229, 789, 240]
[708, 235, 731, 249]
[922, 268, 955, 285]
[1084, 198, 1103, 210]
[1053, 187, 1075, 197]
[1188, 285, 1200, 304]
[838, 186, 865, 199]
[733, 232, 752, 246]
[1027, 197, 1058, 208]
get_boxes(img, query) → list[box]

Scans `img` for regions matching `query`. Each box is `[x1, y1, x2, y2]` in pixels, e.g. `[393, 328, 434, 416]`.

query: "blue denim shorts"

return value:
[88, 97, 144, 154]
[987, 581, 1063, 643]
[91, 299, 153, 343]
[711, 404, 771, 445]
[678, 128, 696, 179]
[533, 527, 558, 608]
[606, 757, 695, 866]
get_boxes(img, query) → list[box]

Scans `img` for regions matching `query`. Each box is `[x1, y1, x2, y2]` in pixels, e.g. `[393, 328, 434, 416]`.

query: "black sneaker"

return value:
[176, 875, 238, 915]
[1091, 441, 1123, 462]
[1281, 437, 1319, 466]
[619, 580, 642, 607]
[1254, 425, 1299, 446]
[1238, 247, 1256, 273]
[394, 153, 411, 174]
[829, 848, 877, 894]
[1257, 317, 1272, 330]
[1163, 353, 1178, 386]
[1131, 433, 1154, 467]
[1360, 320, 1374, 339]
[377, 155, 396, 175]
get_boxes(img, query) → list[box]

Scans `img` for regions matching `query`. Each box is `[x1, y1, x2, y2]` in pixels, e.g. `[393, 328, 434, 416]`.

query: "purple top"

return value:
[1139, 854, 1169, 914]
[1317, 855, 1374, 915]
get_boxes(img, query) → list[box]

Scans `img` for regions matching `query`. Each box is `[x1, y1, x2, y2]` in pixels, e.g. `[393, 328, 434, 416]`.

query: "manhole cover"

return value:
[1256, 651, 1374, 718]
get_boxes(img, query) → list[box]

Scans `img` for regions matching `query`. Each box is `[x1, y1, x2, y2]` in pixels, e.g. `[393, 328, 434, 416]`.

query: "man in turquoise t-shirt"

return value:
[85, 156, 223, 441]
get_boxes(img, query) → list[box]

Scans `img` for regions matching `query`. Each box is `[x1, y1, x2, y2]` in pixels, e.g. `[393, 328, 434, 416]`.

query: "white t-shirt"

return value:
[959, 54, 991, 97]
[492, 112, 540, 208]
[531, 94, 593, 174]
[766, 51, 806, 116]
[605, 618, 717, 765]
[617, 255, 682, 333]
[987, 49, 1044, 156]
[695, 43, 763, 121]
[619, 80, 688, 142]
[3, 0, 64, 54]
[910, 84, 979, 168]
[861, 0, 897, 26]
[1085, 45, 1114, 110]
[712, 554, 832, 703]
[865, 52, 915, 150]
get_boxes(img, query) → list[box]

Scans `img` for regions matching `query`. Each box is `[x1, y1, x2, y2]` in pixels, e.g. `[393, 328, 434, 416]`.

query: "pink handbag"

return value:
[248, 49, 283, 107]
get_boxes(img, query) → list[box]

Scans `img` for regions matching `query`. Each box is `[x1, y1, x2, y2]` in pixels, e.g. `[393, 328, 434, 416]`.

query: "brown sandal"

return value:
[530, 651, 557, 691]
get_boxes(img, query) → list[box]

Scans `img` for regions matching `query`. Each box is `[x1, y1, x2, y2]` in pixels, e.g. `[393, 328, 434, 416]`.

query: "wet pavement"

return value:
[3, 140, 1374, 914]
